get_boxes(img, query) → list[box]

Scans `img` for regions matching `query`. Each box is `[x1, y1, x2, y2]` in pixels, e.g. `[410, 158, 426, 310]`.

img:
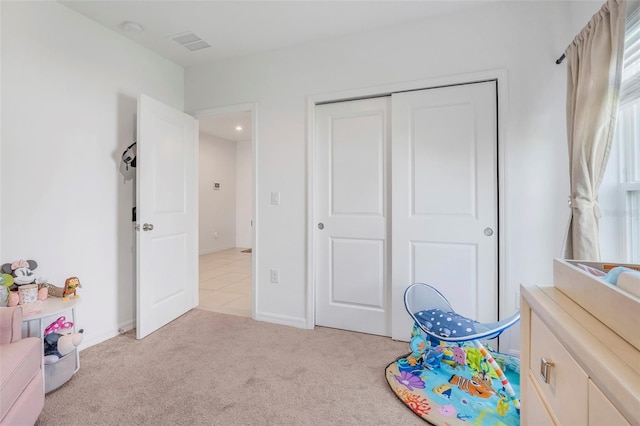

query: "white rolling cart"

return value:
[22, 297, 80, 393]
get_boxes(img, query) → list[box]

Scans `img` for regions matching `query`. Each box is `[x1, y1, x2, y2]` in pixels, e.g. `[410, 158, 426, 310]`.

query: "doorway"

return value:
[195, 106, 256, 318]
[313, 80, 500, 341]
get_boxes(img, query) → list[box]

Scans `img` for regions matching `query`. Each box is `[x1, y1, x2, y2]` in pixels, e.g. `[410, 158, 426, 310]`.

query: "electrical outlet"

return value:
[270, 268, 280, 283]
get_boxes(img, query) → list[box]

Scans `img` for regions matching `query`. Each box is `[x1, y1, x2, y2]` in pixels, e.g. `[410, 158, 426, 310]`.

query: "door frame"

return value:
[191, 102, 258, 319]
[306, 70, 509, 334]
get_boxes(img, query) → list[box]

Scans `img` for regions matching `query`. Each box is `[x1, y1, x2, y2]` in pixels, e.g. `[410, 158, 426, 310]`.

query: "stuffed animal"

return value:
[43, 283, 65, 298]
[0, 274, 14, 306]
[43, 328, 84, 365]
[44, 316, 73, 335]
[62, 277, 81, 301]
[1, 260, 42, 286]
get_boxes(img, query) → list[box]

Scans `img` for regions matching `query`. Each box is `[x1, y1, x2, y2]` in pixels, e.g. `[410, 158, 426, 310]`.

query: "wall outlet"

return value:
[270, 268, 280, 283]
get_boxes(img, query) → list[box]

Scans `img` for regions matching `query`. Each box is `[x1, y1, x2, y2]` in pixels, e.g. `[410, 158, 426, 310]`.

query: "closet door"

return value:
[391, 81, 498, 340]
[314, 97, 391, 336]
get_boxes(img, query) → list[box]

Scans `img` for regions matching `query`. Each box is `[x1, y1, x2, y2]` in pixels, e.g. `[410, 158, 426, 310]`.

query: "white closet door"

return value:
[314, 97, 391, 336]
[391, 81, 498, 340]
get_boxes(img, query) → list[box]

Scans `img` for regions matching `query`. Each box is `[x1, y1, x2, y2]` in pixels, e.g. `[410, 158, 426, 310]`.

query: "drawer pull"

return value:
[540, 357, 554, 384]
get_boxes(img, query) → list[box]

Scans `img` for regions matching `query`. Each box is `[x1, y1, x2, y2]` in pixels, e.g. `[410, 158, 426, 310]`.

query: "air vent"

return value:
[170, 32, 211, 52]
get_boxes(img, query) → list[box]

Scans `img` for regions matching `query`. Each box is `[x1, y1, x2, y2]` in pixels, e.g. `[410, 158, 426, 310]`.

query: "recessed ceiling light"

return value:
[235, 126, 243, 131]
[119, 21, 144, 33]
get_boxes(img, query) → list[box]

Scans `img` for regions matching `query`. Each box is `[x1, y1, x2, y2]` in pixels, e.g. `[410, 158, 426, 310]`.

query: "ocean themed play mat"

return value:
[385, 328, 520, 425]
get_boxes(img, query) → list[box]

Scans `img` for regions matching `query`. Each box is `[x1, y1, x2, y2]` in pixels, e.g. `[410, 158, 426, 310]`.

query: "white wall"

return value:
[235, 139, 252, 248]
[185, 1, 602, 351]
[1, 1, 184, 348]
[199, 132, 237, 254]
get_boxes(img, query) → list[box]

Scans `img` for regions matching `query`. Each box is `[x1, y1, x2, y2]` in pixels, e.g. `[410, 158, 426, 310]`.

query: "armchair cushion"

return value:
[0, 307, 44, 426]
[0, 338, 42, 422]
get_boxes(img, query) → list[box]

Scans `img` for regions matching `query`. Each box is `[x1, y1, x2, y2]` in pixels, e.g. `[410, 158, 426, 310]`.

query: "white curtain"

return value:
[564, 0, 627, 260]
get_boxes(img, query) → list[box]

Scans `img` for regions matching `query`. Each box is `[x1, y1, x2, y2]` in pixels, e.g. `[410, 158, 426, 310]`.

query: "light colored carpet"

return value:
[35, 309, 423, 425]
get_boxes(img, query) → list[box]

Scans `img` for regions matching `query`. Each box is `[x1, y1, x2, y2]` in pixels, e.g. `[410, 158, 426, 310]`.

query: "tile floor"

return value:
[198, 248, 252, 318]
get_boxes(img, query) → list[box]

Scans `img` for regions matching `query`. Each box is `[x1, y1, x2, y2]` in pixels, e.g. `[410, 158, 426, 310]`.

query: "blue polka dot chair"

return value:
[404, 282, 521, 412]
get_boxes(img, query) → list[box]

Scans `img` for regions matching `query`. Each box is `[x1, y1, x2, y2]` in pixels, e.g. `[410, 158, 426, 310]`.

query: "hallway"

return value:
[198, 248, 252, 318]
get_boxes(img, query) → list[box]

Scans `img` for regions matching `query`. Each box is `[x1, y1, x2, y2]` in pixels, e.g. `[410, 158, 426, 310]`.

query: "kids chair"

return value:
[404, 283, 521, 412]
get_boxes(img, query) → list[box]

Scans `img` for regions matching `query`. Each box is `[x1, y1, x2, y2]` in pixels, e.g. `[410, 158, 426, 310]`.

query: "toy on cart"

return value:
[39, 276, 81, 301]
[0, 260, 82, 308]
[0, 260, 49, 312]
[61, 277, 81, 301]
[42, 315, 83, 393]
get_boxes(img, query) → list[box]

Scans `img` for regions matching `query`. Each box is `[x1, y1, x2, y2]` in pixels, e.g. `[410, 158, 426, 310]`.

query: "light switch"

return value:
[271, 192, 280, 205]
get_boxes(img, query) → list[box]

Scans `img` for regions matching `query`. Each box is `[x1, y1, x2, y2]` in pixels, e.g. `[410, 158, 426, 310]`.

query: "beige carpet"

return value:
[36, 309, 423, 425]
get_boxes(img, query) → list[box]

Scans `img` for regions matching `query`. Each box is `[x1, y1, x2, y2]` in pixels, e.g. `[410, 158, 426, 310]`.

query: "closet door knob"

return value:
[143, 223, 154, 231]
[318, 223, 324, 230]
[483, 227, 494, 236]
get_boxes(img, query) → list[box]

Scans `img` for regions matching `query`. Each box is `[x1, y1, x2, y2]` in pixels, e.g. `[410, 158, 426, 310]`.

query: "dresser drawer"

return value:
[530, 313, 588, 425]
[588, 380, 630, 425]
[524, 373, 555, 426]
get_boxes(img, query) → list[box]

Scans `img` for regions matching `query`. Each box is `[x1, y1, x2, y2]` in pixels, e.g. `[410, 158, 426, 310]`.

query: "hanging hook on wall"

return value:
[556, 53, 566, 64]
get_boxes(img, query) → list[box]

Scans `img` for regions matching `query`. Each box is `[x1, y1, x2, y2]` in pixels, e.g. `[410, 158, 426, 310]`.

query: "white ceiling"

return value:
[60, 0, 483, 68]
[199, 111, 252, 142]
[59, 1, 481, 141]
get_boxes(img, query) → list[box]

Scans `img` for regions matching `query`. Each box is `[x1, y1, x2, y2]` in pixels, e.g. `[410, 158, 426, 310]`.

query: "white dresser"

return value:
[520, 260, 640, 425]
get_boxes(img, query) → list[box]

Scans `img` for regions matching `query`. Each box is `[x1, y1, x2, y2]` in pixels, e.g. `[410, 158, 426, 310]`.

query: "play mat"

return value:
[385, 327, 520, 425]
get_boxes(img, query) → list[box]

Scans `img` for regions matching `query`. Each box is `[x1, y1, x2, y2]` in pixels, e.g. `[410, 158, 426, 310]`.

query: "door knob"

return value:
[483, 227, 494, 236]
[318, 223, 324, 230]
[143, 223, 154, 231]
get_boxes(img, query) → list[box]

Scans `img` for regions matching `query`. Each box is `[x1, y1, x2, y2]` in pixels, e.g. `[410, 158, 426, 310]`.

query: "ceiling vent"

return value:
[171, 32, 211, 52]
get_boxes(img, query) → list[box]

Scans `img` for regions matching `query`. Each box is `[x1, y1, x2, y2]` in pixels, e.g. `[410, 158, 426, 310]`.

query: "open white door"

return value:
[136, 94, 198, 339]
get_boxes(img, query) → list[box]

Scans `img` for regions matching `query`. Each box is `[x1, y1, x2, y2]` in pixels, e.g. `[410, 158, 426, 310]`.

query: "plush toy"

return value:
[1, 260, 43, 286]
[43, 328, 84, 365]
[44, 316, 74, 335]
[43, 283, 65, 298]
[0, 274, 14, 306]
[62, 277, 81, 301]
[40, 280, 79, 299]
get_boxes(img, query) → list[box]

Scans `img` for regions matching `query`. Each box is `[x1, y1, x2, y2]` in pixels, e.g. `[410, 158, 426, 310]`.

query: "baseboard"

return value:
[78, 319, 135, 351]
[199, 245, 235, 256]
[254, 311, 309, 329]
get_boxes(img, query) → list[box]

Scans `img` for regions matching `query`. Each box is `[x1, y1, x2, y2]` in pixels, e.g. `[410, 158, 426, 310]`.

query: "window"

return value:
[601, 5, 640, 263]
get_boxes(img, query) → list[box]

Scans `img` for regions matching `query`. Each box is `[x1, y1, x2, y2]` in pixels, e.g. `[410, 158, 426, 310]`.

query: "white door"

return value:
[391, 81, 498, 340]
[136, 94, 199, 339]
[315, 97, 391, 336]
